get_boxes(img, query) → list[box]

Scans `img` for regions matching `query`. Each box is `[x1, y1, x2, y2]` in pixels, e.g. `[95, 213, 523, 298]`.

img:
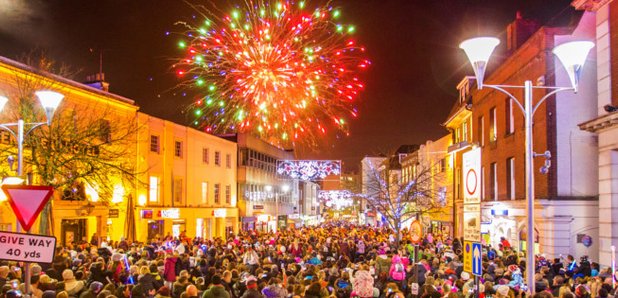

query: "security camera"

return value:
[605, 104, 618, 113]
[539, 166, 549, 175]
[539, 159, 551, 175]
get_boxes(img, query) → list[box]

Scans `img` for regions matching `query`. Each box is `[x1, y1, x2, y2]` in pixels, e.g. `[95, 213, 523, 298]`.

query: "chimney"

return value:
[84, 73, 110, 92]
[506, 11, 539, 52]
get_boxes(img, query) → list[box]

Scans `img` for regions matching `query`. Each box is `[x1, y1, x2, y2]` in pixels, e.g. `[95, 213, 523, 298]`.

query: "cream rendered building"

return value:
[135, 114, 239, 241]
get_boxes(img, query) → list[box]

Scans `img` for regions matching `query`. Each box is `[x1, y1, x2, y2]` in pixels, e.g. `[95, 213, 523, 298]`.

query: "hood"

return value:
[336, 280, 350, 289]
[392, 255, 402, 263]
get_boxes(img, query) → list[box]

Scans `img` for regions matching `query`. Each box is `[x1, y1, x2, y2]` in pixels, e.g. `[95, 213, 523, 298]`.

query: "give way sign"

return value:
[2, 185, 54, 231]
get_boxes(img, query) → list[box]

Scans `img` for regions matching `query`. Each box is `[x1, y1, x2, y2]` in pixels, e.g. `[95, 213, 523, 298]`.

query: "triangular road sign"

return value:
[2, 185, 54, 231]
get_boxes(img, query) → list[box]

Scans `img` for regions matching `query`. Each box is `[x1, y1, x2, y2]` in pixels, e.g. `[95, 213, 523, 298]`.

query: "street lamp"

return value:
[0, 90, 63, 298]
[460, 37, 593, 294]
[0, 91, 63, 177]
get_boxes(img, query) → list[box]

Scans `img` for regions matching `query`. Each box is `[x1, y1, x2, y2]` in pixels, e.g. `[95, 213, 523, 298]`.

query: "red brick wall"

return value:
[471, 28, 557, 201]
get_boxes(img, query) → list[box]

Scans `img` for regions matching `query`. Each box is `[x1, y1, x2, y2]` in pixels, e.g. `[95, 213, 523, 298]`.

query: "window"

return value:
[215, 151, 221, 166]
[149, 176, 160, 203]
[226, 154, 232, 168]
[462, 120, 469, 142]
[214, 184, 220, 204]
[478, 116, 485, 146]
[174, 141, 183, 158]
[225, 185, 231, 204]
[173, 178, 183, 204]
[489, 107, 497, 142]
[202, 148, 209, 164]
[507, 157, 515, 200]
[97, 119, 111, 143]
[201, 182, 208, 205]
[506, 98, 514, 134]
[436, 158, 447, 173]
[490, 162, 498, 201]
[150, 135, 160, 153]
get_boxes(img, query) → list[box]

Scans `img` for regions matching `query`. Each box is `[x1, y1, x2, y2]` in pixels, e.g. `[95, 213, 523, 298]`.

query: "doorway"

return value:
[147, 220, 164, 241]
[61, 219, 87, 247]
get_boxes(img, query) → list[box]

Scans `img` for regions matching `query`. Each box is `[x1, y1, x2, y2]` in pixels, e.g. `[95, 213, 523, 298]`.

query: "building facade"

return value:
[444, 77, 475, 239]
[224, 133, 299, 232]
[465, 12, 598, 258]
[0, 57, 139, 245]
[134, 114, 239, 241]
[575, 0, 618, 266]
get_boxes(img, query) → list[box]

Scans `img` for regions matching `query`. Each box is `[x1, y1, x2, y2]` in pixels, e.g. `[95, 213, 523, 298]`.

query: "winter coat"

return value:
[261, 284, 288, 298]
[389, 256, 406, 281]
[138, 273, 163, 292]
[202, 285, 231, 298]
[163, 257, 178, 282]
[352, 270, 374, 298]
[375, 256, 391, 276]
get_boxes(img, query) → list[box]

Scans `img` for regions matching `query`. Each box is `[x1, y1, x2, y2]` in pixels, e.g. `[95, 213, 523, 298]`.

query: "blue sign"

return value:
[472, 242, 482, 276]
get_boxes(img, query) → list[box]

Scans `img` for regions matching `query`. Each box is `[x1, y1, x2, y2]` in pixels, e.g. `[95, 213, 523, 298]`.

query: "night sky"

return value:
[0, 0, 573, 170]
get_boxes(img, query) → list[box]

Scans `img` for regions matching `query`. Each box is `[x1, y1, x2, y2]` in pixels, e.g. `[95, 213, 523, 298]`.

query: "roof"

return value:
[0, 56, 136, 106]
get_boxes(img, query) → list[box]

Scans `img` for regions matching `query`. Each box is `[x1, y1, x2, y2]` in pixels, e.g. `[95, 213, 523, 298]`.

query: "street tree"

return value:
[0, 53, 143, 234]
[359, 155, 447, 247]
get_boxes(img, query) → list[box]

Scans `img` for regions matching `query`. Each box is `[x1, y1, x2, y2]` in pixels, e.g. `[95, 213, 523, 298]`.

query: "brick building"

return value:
[456, 11, 599, 259]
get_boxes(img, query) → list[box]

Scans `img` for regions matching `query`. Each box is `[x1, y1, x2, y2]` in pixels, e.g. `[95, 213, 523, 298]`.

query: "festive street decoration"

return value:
[276, 160, 341, 180]
[173, 1, 369, 147]
[318, 190, 354, 210]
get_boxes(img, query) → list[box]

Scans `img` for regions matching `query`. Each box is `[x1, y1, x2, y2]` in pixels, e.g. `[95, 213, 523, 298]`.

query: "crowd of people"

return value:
[0, 222, 616, 298]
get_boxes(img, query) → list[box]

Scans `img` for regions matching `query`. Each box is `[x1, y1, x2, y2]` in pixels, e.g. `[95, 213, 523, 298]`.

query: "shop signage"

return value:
[108, 209, 119, 218]
[213, 208, 227, 218]
[160, 208, 180, 219]
[141, 209, 153, 219]
[463, 209, 481, 242]
[462, 148, 481, 204]
[0, 231, 56, 264]
[253, 204, 264, 210]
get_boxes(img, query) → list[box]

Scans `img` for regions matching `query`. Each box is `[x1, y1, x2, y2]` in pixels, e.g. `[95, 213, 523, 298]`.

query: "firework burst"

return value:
[174, 0, 369, 147]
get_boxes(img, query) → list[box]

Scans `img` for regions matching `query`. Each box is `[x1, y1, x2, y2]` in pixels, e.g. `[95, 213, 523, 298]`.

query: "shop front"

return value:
[136, 207, 239, 242]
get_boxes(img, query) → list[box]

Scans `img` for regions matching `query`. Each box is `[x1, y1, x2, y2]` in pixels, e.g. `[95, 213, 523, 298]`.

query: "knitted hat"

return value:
[62, 269, 74, 281]
[497, 285, 509, 297]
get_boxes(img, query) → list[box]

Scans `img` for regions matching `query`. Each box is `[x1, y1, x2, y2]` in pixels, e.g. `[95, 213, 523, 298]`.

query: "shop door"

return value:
[147, 220, 164, 241]
[61, 219, 87, 247]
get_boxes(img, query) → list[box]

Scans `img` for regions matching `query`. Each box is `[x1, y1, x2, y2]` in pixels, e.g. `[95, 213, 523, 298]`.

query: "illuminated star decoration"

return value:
[174, 1, 369, 147]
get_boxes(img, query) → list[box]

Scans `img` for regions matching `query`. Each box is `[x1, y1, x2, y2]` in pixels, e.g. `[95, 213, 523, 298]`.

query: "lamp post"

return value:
[0, 90, 63, 298]
[460, 37, 594, 294]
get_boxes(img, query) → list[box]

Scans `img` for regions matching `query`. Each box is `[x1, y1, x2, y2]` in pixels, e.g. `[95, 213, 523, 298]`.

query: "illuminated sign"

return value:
[213, 209, 227, 218]
[141, 210, 153, 219]
[276, 160, 341, 181]
[160, 208, 180, 219]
